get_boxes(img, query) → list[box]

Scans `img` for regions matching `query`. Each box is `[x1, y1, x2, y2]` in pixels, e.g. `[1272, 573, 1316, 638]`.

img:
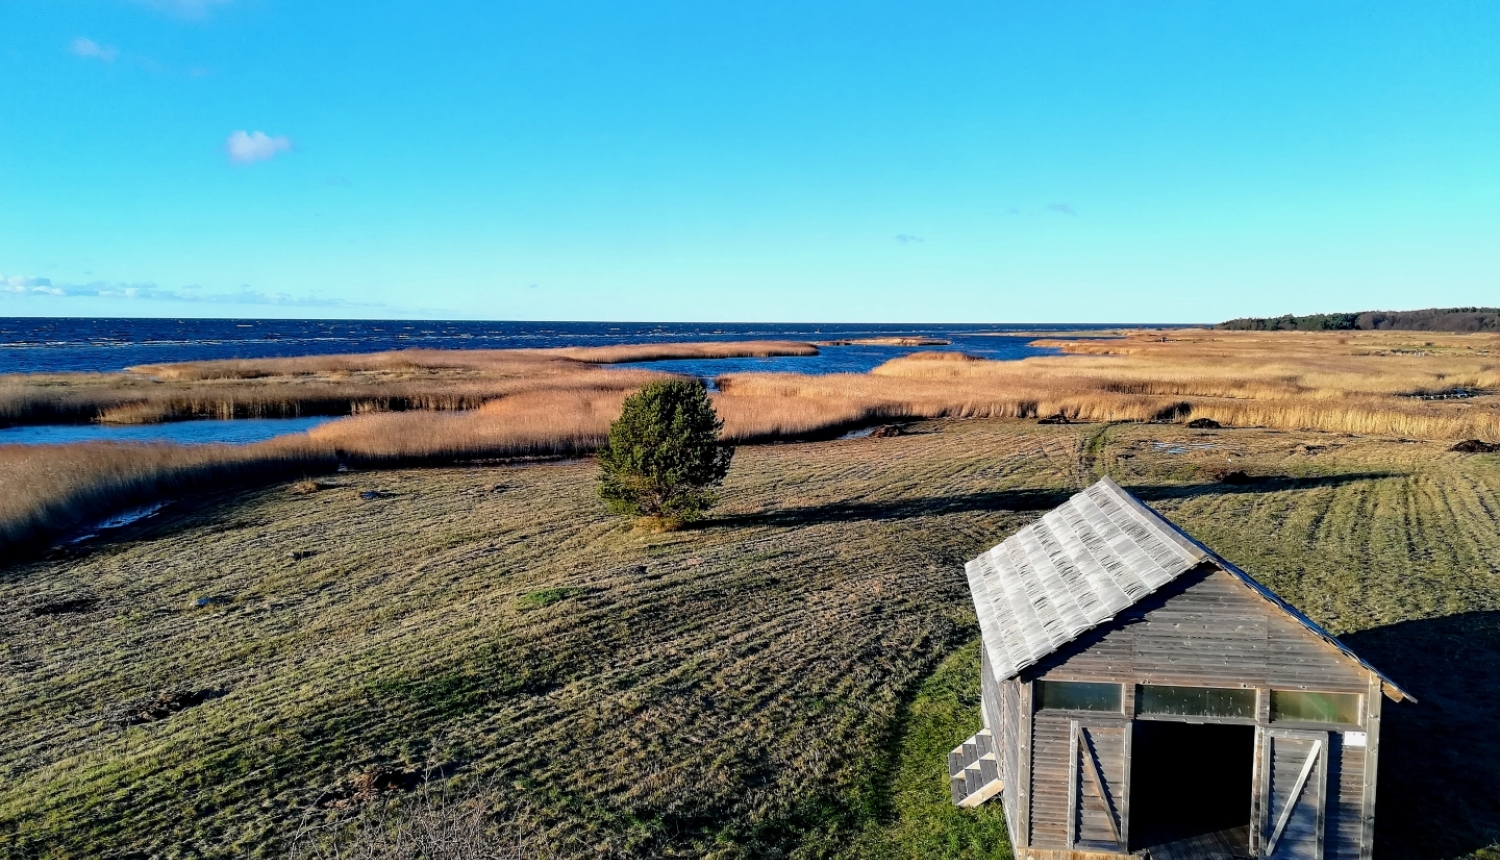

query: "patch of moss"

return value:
[515, 587, 585, 610]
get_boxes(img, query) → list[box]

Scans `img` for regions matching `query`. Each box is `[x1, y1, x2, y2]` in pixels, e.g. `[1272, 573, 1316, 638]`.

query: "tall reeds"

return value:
[0, 439, 338, 552]
[0, 342, 817, 427]
[4, 329, 1497, 556]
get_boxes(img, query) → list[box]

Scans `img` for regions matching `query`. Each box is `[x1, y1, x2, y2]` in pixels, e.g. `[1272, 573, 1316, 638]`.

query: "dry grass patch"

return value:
[3, 420, 1499, 858]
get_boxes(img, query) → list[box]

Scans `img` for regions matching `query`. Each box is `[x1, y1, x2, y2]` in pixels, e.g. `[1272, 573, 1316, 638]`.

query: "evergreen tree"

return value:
[598, 380, 734, 523]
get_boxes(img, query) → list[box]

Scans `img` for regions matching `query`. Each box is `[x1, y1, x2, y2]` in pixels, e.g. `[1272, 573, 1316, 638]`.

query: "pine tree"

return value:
[598, 380, 734, 524]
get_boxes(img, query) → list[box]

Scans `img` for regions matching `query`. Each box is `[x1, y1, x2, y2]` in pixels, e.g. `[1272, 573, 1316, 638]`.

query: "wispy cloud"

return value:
[3, 275, 55, 290]
[2, 275, 378, 309]
[895, 233, 925, 244]
[131, 0, 235, 19]
[70, 37, 119, 62]
[1047, 203, 1077, 216]
[226, 130, 292, 165]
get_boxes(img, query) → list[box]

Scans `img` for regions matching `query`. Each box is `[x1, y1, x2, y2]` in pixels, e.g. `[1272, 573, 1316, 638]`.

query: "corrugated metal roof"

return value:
[964, 477, 1411, 701]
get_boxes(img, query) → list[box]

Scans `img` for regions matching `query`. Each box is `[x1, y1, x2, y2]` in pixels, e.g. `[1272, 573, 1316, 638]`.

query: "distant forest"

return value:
[1218, 308, 1500, 333]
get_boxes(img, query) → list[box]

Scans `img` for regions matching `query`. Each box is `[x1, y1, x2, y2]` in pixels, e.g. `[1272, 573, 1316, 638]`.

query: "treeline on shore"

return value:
[1219, 307, 1500, 333]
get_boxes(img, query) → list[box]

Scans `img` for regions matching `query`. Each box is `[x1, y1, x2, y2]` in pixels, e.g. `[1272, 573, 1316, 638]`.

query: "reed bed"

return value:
[1, 344, 757, 426]
[0, 439, 337, 552]
[4, 329, 1497, 554]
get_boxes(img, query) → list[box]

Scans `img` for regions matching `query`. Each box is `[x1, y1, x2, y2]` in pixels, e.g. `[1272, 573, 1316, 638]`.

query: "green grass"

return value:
[840, 639, 1011, 860]
[516, 587, 586, 610]
[3, 419, 1499, 858]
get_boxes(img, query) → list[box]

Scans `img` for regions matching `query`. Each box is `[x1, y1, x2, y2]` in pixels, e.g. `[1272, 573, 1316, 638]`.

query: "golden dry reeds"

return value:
[4, 329, 1497, 555]
[1, 342, 809, 427]
[307, 375, 663, 460]
[702, 331, 1500, 442]
[0, 438, 337, 552]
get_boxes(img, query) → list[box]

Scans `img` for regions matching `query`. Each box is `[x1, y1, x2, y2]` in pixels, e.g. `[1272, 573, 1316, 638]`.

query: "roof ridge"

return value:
[963, 477, 1410, 702]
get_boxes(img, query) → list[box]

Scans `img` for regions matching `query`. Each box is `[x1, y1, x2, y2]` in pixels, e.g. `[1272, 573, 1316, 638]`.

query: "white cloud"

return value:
[226, 130, 292, 165]
[70, 37, 119, 62]
[3, 274, 53, 289]
[0, 275, 377, 309]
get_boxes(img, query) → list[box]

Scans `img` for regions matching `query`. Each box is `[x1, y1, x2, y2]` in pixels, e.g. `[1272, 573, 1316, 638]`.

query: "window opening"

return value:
[1269, 690, 1361, 724]
[1037, 680, 1122, 712]
[1137, 684, 1256, 719]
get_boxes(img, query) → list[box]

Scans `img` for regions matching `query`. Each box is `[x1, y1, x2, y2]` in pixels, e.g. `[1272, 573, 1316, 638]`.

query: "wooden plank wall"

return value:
[1267, 733, 1326, 859]
[1032, 712, 1074, 846]
[1019, 566, 1375, 852]
[1073, 724, 1128, 849]
[997, 675, 1025, 842]
[1327, 735, 1365, 860]
[1131, 576, 1269, 686]
[981, 647, 1002, 736]
[1036, 568, 1370, 693]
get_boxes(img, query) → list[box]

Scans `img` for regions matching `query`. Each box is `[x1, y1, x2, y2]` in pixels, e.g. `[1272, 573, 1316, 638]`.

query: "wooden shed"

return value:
[949, 478, 1410, 860]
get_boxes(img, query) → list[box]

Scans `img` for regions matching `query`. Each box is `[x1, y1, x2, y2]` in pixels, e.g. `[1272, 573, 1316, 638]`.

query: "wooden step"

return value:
[947, 730, 1002, 808]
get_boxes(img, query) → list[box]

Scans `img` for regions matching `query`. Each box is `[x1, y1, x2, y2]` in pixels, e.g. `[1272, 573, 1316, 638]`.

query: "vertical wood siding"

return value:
[998, 676, 1025, 844]
[1012, 568, 1376, 853]
[1327, 736, 1366, 860]
[1072, 724, 1128, 849]
[1265, 732, 1327, 859]
[1031, 712, 1074, 846]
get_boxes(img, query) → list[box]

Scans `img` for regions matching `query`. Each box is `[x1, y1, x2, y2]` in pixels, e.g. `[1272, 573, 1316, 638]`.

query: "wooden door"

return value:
[1259, 728, 1328, 859]
[1068, 720, 1129, 852]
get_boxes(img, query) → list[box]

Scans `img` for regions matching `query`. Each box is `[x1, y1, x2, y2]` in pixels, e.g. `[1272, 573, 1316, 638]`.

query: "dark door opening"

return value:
[1129, 720, 1255, 850]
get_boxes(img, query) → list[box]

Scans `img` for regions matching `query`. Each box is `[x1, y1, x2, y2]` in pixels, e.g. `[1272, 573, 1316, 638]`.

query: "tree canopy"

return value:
[1219, 308, 1500, 333]
[598, 380, 735, 523]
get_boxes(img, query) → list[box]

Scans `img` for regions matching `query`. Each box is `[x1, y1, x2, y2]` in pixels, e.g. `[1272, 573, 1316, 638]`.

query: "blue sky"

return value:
[2, 1, 1497, 322]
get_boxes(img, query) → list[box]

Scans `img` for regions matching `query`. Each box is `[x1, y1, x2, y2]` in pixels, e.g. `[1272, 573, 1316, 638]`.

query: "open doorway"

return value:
[1130, 720, 1256, 852]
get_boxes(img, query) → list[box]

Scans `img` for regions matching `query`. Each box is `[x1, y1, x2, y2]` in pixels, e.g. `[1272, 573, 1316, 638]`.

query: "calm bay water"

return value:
[0, 318, 1144, 446]
[0, 417, 336, 447]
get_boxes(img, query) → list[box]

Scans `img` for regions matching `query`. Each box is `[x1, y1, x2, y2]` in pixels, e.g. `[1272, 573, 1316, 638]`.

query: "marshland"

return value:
[3, 329, 1500, 858]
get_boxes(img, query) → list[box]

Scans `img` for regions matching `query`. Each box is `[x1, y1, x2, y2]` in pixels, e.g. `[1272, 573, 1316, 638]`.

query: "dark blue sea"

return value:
[0, 318, 1146, 445]
[0, 318, 1146, 375]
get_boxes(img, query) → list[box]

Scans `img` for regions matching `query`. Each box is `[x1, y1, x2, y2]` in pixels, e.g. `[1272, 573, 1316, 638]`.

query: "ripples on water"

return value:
[0, 417, 336, 447]
[0, 318, 1129, 374]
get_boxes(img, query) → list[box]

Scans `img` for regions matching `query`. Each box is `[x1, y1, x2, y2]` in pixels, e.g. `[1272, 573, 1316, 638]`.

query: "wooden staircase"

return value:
[948, 728, 1003, 808]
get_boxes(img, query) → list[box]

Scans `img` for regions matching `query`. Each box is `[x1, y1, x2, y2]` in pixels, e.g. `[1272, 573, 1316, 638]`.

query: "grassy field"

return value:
[3, 418, 1500, 858]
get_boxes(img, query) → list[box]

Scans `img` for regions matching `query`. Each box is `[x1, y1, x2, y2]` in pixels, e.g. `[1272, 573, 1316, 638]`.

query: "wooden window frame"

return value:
[1268, 689, 1365, 730]
[1035, 679, 1125, 715]
[1133, 683, 1260, 725]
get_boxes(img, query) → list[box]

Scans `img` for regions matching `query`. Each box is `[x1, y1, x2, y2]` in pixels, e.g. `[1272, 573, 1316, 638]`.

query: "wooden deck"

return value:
[1144, 826, 1252, 860]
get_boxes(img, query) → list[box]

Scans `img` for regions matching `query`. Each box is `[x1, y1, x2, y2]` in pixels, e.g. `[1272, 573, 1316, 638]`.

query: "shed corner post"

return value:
[1018, 677, 1034, 849]
[1249, 685, 1272, 857]
[1359, 674, 1384, 860]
